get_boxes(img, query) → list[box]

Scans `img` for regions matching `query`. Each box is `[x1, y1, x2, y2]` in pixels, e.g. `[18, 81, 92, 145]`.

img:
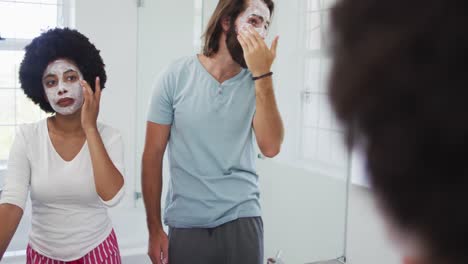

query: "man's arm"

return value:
[142, 121, 171, 264]
[238, 25, 284, 157]
[253, 76, 284, 157]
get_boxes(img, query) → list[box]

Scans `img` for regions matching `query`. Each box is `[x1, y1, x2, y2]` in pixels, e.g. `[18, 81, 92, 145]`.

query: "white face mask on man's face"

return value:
[237, 0, 271, 38]
[42, 59, 84, 115]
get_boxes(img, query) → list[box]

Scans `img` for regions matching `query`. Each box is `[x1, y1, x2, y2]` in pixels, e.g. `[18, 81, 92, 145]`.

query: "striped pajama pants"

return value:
[26, 229, 122, 264]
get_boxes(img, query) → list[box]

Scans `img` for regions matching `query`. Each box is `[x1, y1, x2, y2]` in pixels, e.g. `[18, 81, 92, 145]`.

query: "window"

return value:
[0, 1, 75, 257]
[299, 0, 348, 177]
[0, 0, 74, 176]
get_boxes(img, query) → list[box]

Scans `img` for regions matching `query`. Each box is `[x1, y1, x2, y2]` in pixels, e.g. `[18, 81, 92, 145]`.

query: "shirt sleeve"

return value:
[147, 69, 174, 125]
[0, 126, 31, 210]
[99, 132, 126, 207]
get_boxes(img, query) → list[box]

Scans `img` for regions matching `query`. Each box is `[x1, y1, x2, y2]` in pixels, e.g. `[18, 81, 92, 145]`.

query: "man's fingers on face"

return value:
[271, 36, 279, 56]
[239, 33, 253, 51]
[248, 25, 262, 39]
[246, 25, 266, 50]
[245, 27, 258, 44]
[249, 25, 267, 47]
[241, 29, 256, 50]
[237, 34, 248, 51]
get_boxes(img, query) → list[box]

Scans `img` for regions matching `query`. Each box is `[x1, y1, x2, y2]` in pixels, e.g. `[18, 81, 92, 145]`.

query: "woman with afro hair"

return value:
[0, 28, 125, 263]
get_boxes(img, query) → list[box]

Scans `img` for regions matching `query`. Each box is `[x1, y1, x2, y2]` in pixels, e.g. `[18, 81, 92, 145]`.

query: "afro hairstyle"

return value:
[19, 27, 107, 113]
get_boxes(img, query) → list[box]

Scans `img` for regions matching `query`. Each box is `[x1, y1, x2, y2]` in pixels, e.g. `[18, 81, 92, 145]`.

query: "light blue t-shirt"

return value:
[147, 55, 261, 228]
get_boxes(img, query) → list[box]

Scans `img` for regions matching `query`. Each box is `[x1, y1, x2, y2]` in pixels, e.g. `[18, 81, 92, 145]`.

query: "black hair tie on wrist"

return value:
[252, 72, 273, 81]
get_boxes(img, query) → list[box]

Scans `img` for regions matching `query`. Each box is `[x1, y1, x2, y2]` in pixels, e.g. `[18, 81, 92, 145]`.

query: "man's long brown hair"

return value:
[202, 0, 274, 57]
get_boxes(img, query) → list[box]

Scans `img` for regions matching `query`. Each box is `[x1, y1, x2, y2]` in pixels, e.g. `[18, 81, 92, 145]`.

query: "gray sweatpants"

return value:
[168, 217, 264, 264]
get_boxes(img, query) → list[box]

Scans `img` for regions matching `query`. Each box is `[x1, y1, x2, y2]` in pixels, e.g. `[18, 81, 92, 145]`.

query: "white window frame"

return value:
[297, 0, 349, 178]
[0, 0, 75, 182]
[0, 0, 75, 50]
[0, 2, 76, 258]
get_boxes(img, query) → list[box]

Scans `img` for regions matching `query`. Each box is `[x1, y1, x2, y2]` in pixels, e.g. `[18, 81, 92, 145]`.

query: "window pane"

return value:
[320, 57, 331, 89]
[0, 126, 15, 161]
[307, 0, 338, 11]
[307, 12, 321, 50]
[0, 2, 58, 39]
[316, 129, 333, 164]
[307, 0, 321, 11]
[303, 128, 334, 165]
[19, 0, 58, 4]
[307, 11, 320, 31]
[303, 93, 319, 128]
[322, 11, 331, 49]
[318, 93, 333, 129]
[329, 130, 348, 169]
[302, 127, 319, 160]
[194, 0, 202, 9]
[0, 50, 24, 89]
[302, 128, 348, 172]
[305, 57, 321, 92]
[0, 89, 15, 125]
[16, 89, 43, 124]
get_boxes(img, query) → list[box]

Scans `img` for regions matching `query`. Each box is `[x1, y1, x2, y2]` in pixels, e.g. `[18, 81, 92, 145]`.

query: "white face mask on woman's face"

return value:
[236, 0, 271, 38]
[42, 59, 84, 115]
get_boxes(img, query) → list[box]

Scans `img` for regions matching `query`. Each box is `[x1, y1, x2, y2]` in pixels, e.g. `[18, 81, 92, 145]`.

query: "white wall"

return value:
[344, 143, 401, 264]
[134, 0, 197, 202]
[258, 159, 347, 263]
[75, 0, 138, 207]
[346, 175, 401, 264]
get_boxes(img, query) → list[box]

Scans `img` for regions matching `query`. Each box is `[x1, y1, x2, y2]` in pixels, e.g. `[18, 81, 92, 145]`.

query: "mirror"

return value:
[0, 0, 349, 263]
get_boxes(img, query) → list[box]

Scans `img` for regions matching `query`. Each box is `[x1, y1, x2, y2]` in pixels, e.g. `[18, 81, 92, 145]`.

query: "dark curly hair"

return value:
[19, 28, 107, 113]
[329, 0, 468, 263]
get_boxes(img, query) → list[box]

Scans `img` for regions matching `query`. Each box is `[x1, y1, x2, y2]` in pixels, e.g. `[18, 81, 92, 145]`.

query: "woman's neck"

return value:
[48, 112, 84, 136]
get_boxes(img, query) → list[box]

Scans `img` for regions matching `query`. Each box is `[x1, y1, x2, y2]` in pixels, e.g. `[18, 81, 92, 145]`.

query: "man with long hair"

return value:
[142, 0, 284, 263]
